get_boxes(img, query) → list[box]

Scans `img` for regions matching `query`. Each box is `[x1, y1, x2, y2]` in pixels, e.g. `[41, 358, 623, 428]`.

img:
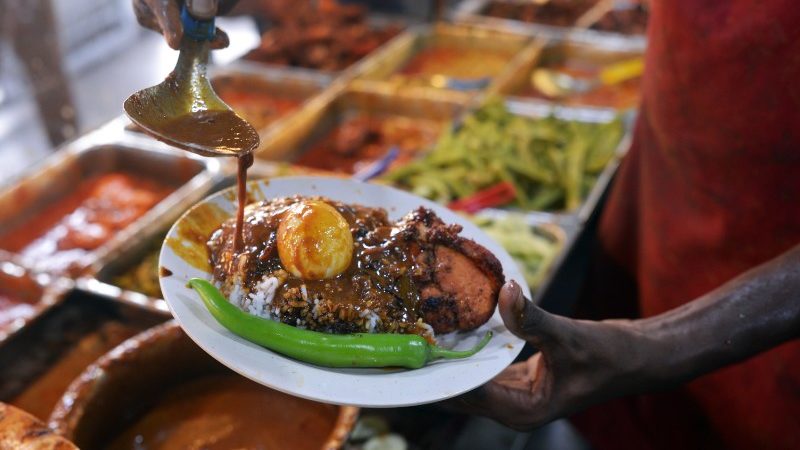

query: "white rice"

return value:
[418, 321, 436, 342]
[311, 297, 321, 319]
[358, 309, 381, 333]
[236, 275, 280, 319]
[228, 280, 245, 308]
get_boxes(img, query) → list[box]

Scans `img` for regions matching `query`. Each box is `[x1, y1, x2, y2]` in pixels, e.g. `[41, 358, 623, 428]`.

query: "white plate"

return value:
[160, 177, 527, 407]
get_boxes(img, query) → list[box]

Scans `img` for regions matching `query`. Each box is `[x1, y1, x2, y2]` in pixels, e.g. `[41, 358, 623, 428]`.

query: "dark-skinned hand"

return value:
[449, 280, 653, 430]
[449, 243, 800, 430]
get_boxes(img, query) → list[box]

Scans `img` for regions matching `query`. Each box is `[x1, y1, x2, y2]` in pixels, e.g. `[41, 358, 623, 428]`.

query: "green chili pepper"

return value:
[188, 278, 493, 369]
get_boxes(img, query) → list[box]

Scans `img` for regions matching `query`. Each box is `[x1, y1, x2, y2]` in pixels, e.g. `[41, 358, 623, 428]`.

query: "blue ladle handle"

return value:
[181, 3, 216, 41]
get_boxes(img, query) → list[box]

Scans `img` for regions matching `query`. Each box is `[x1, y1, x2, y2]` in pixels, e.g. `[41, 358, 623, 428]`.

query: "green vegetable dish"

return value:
[383, 98, 624, 211]
[472, 214, 561, 290]
[113, 248, 161, 298]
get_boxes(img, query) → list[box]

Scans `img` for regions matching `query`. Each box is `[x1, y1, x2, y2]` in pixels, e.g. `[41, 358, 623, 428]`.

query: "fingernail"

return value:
[187, 0, 217, 19]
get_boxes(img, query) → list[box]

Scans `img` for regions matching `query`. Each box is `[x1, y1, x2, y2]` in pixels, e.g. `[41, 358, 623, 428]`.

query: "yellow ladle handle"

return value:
[598, 57, 644, 86]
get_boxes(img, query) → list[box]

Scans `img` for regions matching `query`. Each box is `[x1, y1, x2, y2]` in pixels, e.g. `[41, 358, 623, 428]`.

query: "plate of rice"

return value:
[159, 177, 527, 407]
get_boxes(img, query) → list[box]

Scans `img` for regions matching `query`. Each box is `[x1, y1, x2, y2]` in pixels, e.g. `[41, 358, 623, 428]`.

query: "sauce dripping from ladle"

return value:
[234, 152, 254, 253]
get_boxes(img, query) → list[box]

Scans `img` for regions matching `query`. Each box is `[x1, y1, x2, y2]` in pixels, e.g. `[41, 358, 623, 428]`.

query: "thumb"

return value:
[209, 27, 230, 49]
[498, 280, 562, 345]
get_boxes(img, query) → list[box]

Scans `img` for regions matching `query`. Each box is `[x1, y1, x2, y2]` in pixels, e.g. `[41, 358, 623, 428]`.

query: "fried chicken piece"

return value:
[396, 208, 504, 333]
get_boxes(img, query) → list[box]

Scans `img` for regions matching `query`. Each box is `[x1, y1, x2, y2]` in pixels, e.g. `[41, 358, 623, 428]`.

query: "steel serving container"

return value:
[256, 84, 467, 164]
[0, 119, 220, 277]
[490, 34, 645, 110]
[49, 322, 359, 450]
[353, 23, 534, 98]
[452, 0, 610, 39]
[0, 290, 168, 421]
[583, 0, 648, 43]
[472, 208, 570, 296]
[502, 99, 634, 222]
[240, 14, 408, 79]
[381, 96, 631, 222]
[209, 63, 331, 153]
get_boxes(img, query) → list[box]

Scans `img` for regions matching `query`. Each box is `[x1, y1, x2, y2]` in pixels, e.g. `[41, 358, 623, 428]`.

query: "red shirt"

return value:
[575, 1, 800, 449]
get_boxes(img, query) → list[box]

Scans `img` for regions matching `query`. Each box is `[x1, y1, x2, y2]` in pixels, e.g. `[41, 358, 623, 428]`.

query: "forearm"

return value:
[633, 244, 800, 387]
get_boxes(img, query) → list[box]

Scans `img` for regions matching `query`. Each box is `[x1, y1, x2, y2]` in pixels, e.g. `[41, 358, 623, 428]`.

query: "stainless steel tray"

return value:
[583, 0, 648, 43]
[452, 0, 609, 39]
[0, 120, 220, 277]
[0, 290, 167, 420]
[353, 23, 533, 97]
[488, 33, 644, 110]
[381, 97, 632, 222]
[210, 63, 331, 153]
[86, 173, 245, 311]
[504, 99, 633, 223]
[239, 14, 408, 79]
[256, 84, 467, 164]
[471, 208, 569, 295]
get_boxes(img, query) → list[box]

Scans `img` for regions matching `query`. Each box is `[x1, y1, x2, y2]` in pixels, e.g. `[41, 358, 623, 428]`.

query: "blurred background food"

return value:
[484, 0, 595, 27]
[244, 2, 403, 72]
[383, 98, 624, 211]
[590, 2, 649, 35]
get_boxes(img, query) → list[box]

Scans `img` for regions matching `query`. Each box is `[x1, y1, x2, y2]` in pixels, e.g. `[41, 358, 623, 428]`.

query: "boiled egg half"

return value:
[277, 200, 354, 280]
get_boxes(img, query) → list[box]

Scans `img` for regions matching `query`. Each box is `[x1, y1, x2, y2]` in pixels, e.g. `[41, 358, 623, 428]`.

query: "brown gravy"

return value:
[157, 110, 259, 156]
[209, 197, 427, 336]
[105, 375, 339, 450]
[156, 109, 257, 254]
[235, 152, 254, 252]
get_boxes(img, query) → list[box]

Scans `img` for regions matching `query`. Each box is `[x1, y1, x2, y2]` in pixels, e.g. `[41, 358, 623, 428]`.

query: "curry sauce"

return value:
[106, 375, 339, 450]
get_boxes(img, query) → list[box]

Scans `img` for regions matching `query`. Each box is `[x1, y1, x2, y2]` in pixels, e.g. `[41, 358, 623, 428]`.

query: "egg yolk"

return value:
[277, 200, 354, 280]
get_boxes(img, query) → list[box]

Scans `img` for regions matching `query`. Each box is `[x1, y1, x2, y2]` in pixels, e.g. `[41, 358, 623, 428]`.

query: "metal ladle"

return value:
[124, 1, 258, 157]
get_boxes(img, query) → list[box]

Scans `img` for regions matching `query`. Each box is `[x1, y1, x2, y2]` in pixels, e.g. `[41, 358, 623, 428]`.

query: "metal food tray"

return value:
[353, 23, 534, 97]
[256, 84, 467, 164]
[209, 63, 331, 153]
[240, 14, 409, 80]
[0, 118, 220, 277]
[489, 34, 645, 109]
[85, 171, 246, 311]
[581, 0, 648, 44]
[501, 99, 634, 223]
[452, 0, 611, 40]
[472, 208, 570, 295]
[0, 289, 168, 421]
[383, 98, 631, 222]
